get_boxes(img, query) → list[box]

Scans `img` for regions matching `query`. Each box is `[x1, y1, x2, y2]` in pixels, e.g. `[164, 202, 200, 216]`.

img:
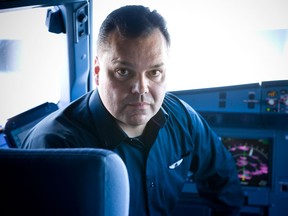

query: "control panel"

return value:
[170, 83, 261, 113]
[171, 80, 288, 129]
[171, 80, 288, 216]
[261, 80, 288, 114]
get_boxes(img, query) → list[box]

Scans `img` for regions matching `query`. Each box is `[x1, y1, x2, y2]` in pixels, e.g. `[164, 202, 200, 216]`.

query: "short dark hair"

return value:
[97, 5, 170, 50]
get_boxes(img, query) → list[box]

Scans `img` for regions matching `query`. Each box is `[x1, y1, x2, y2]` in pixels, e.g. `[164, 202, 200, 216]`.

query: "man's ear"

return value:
[94, 57, 100, 86]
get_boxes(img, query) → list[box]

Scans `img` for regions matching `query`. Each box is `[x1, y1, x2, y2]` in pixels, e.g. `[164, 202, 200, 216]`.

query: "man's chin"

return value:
[128, 115, 151, 126]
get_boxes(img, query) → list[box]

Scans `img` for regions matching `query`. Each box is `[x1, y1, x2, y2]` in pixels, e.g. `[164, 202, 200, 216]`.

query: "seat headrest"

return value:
[0, 148, 129, 216]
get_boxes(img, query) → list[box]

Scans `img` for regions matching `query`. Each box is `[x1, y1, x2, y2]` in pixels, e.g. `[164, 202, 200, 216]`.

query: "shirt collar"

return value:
[88, 90, 127, 150]
[151, 107, 168, 128]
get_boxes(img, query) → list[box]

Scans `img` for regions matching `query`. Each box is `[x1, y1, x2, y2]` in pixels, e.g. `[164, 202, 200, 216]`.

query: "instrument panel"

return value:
[171, 80, 288, 216]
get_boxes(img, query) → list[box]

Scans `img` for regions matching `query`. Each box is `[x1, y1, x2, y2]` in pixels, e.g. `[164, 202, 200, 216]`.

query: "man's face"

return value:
[94, 29, 169, 131]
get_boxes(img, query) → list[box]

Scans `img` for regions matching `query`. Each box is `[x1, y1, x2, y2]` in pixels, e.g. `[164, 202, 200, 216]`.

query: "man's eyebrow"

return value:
[111, 59, 132, 66]
[111, 59, 165, 69]
[151, 63, 165, 68]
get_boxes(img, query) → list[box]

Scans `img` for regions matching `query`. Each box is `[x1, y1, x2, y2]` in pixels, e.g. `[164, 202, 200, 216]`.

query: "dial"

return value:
[222, 137, 270, 187]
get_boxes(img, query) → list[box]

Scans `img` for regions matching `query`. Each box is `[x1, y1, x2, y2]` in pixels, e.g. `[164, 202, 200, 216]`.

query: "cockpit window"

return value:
[0, 7, 67, 126]
[93, 1, 288, 91]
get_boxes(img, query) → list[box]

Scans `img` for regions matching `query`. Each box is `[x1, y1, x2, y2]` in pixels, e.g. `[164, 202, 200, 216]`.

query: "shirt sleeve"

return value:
[182, 100, 244, 215]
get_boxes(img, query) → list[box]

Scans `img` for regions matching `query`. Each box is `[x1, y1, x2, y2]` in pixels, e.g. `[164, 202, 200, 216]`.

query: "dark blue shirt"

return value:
[22, 90, 244, 215]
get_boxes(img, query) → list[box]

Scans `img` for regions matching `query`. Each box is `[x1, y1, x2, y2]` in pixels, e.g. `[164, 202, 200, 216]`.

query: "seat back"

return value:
[0, 148, 129, 216]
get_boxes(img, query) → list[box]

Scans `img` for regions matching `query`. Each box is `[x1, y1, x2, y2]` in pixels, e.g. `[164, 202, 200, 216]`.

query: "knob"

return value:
[78, 13, 88, 24]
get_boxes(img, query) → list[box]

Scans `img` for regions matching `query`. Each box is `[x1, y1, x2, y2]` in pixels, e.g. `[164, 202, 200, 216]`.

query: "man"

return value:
[22, 5, 244, 215]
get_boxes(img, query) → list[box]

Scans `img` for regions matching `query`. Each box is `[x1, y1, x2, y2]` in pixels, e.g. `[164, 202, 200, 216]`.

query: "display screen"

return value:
[221, 137, 272, 187]
[4, 102, 58, 148]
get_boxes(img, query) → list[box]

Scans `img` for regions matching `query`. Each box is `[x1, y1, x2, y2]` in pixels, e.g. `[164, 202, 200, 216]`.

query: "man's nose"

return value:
[131, 76, 149, 95]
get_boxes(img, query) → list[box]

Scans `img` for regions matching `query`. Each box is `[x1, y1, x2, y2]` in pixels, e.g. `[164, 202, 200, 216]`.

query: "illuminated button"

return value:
[267, 98, 277, 106]
[150, 182, 155, 187]
[267, 90, 277, 97]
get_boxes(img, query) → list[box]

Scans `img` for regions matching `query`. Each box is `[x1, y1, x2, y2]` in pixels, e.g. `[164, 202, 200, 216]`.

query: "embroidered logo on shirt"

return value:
[168, 158, 183, 169]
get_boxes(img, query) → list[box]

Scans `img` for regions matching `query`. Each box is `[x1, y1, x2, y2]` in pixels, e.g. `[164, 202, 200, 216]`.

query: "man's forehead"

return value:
[99, 28, 168, 50]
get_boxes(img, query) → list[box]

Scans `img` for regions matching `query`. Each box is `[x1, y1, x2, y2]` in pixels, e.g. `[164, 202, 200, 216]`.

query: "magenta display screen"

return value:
[221, 137, 272, 187]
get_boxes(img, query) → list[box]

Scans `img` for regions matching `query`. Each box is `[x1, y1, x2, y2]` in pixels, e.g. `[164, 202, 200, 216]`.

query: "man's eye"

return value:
[149, 70, 162, 77]
[116, 69, 130, 77]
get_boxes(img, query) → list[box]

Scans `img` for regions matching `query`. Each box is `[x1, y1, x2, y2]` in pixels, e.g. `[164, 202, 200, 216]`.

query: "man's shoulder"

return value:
[21, 91, 95, 148]
[45, 91, 92, 127]
[163, 92, 197, 115]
